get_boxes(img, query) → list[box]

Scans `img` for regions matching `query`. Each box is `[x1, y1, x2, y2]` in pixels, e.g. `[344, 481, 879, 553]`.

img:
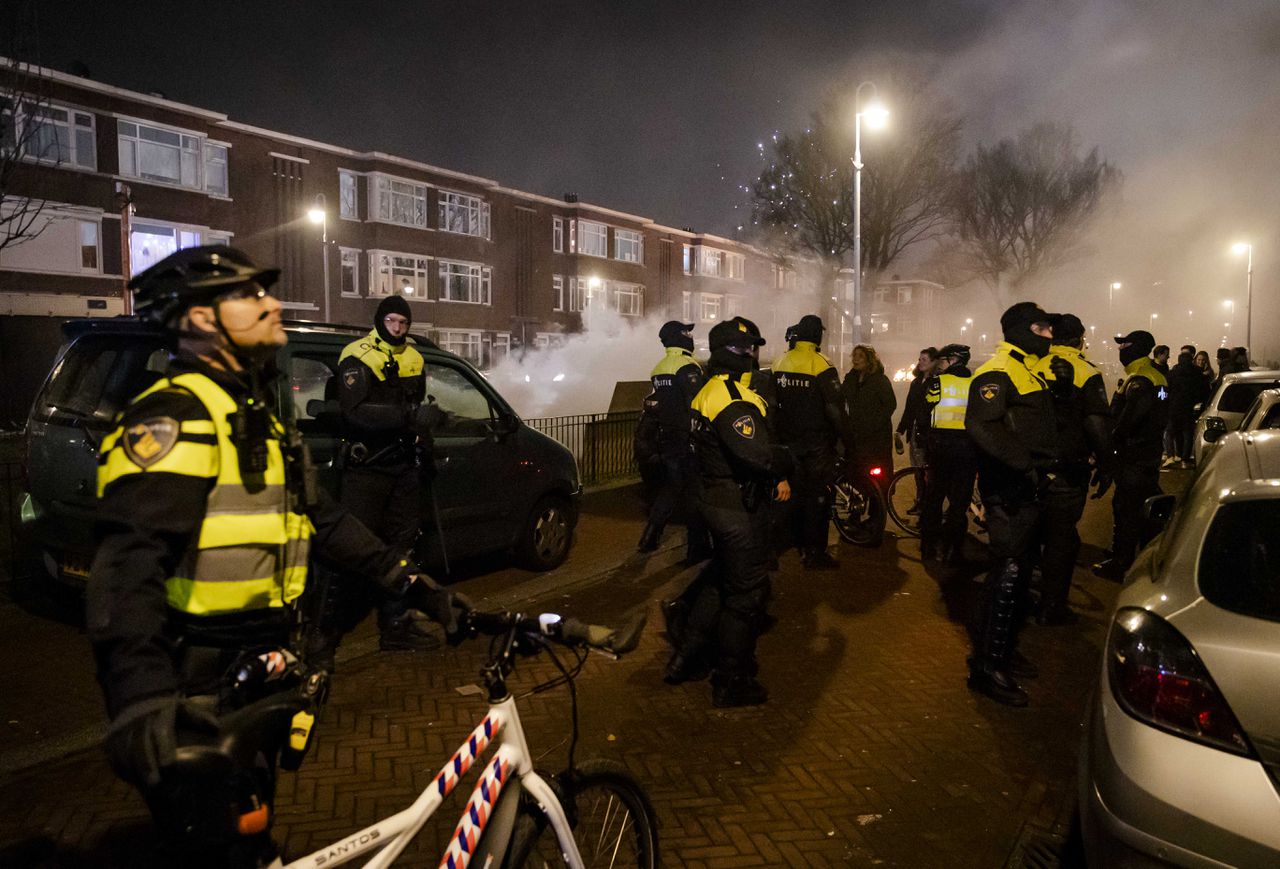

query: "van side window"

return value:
[425, 364, 493, 437]
[34, 336, 167, 429]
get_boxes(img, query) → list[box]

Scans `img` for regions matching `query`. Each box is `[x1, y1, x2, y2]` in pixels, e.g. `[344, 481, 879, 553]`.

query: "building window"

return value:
[438, 190, 490, 238]
[534, 332, 566, 350]
[117, 119, 203, 189]
[204, 143, 228, 196]
[725, 295, 742, 318]
[699, 248, 723, 278]
[3, 103, 97, 169]
[569, 219, 577, 253]
[726, 252, 745, 280]
[339, 247, 360, 297]
[372, 175, 428, 228]
[438, 260, 491, 305]
[553, 217, 563, 252]
[614, 229, 643, 263]
[873, 287, 890, 304]
[682, 244, 692, 275]
[0, 206, 102, 276]
[611, 281, 644, 317]
[569, 277, 589, 312]
[553, 275, 564, 311]
[490, 333, 512, 368]
[370, 251, 430, 298]
[897, 286, 913, 305]
[682, 291, 692, 321]
[579, 220, 607, 258]
[129, 220, 229, 275]
[699, 293, 722, 322]
[79, 220, 99, 271]
[339, 171, 358, 219]
[437, 330, 483, 366]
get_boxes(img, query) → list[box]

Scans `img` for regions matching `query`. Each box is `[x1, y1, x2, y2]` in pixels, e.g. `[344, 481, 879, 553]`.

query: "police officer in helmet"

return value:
[87, 246, 465, 862]
[919, 343, 976, 564]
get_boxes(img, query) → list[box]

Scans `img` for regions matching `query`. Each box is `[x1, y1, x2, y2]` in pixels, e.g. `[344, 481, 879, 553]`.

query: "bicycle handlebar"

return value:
[462, 608, 647, 657]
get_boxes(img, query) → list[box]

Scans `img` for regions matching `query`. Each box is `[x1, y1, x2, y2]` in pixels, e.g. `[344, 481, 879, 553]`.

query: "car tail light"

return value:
[1108, 607, 1252, 756]
[869, 466, 883, 476]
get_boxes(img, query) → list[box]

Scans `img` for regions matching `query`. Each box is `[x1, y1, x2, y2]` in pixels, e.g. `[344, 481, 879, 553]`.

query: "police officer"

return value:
[320, 296, 441, 656]
[637, 320, 709, 563]
[87, 246, 463, 862]
[772, 314, 849, 569]
[666, 320, 792, 707]
[1031, 314, 1111, 623]
[919, 343, 976, 564]
[1092, 330, 1169, 581]
[965, 302, 1069, 706]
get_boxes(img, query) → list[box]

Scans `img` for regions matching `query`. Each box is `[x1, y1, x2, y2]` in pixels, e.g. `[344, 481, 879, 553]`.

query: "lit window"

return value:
[339, 248, 360, 297]
[118, 120, 202, 189]
[553, 275, 564, 311]
[682, 244, 692, 275]
[339, 171, 358, 219]
[614, 229, 643, 263]
[204, 143, 228, 196]
[726, 252, 745, 280]
[372, 175, 428, 228]
[439, 260, 492, 305]
[700, 248, 723, 278]
[579, 220, 607, 258]
[569, 277, 588, 312]
[4, 103, 96, 169]
[699, 293, 722, 321]
[370, 251, 430, 298]
[128, 220, 229, 275]
[611, 281, 644, 317]
[79, 220, 99, 271]
[0, 206, 103, 275]
[438, 190, 490, 238]
[436, 331, 483, 367]
[553, 217, 563, 252]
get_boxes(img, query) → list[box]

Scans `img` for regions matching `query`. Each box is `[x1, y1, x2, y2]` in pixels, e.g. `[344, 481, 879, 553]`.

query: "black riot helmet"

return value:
[938, 343, 971, 367]
[130, 245, 280, 326]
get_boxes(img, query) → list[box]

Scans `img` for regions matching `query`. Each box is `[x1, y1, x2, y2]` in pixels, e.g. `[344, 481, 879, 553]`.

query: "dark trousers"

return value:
[791, 444, 838, 553]
[1035, 470, 1088, 613]
[647, 453, 709, 555]
[974, 493, 1041, 668]
[680, 498, 771, 678]
[1167, 415, 1196, 462]
[919, 437, 977, 552]
[1112, 462, 1161, 568]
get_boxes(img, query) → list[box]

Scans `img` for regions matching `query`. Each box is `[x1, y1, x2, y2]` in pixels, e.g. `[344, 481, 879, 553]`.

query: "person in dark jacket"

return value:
[842, 344, 897, 492]
[919, 344, 977, 564]
[895, 347, 939, 467]
[1232, 346, 1251, 374]
[1165, 351, 1209, 467]
[1212, 347, 1234, 390]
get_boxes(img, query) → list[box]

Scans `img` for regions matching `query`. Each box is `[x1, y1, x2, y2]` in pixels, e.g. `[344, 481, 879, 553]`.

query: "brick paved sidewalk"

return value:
[0, 491, 1122, 867]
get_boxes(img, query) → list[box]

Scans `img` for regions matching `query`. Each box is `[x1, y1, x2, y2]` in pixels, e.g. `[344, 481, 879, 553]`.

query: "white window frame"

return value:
[2, 102, 97, 170]
[78, 219, 100, 273]
[491, 332, 512, 368]
[438, 259, 492, 305]
[339, 247, 361, 298]
[613, 228, 643, 264]
[437, 329, 484, 366]
[726, 252, 745, 281]
[682, 291, 692, 322]
[699, 248, 724, 278]
[578, 220, 607, 258]
[682, 244, 692, 275]
[203, 141, 229, 197]
[438, 189, 491, 239]
[117, 117, 205, 191]
[553, 217, 563, 253]
[369, 173, 429, 229]
[369, 249, 431, 299]
[0, 203, 104, 276]
[569, 219, 577, 253]
[569, 277, 589, 313]
[873, 287, 890, 304]
[609, 281, 644, 317]
[552, 274, 564, 312]
[338, 170, 359, 220]
[897, 286, 913, 305]
[725, 295, 742, 318]
[699, 293, 722, 322]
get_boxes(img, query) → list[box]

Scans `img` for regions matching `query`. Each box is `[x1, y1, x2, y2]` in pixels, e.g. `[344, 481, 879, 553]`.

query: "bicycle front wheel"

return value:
[886, 466, 924, 538]
[506, 759, 658, 868]
[831, 473, 886, 547]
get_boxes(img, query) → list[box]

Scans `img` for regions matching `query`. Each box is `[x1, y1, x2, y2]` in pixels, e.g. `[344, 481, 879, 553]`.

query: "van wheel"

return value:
[516, 495, 573, 571]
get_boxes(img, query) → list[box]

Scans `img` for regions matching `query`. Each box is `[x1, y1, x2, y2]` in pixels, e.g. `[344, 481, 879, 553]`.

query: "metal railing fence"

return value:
[525, 411, 641, 487]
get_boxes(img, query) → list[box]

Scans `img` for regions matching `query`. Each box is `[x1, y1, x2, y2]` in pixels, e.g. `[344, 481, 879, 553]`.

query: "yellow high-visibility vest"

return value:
[930, 373, 972, 430]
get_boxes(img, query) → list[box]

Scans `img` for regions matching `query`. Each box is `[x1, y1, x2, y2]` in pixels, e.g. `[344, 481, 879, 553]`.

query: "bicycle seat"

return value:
[172, 693, 308, 777]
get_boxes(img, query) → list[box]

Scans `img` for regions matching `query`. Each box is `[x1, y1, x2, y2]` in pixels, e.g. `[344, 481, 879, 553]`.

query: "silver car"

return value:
[1192, 370, 1280, 464]
[1197, 388, 1280, 467]
[1080, 430, 1280, 867]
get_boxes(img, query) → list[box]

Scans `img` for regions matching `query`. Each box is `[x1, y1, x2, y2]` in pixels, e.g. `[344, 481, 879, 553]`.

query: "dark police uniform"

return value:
[1031, 343, 1110, 620]
[638, 345, 707, 557]
[920, 364, 977, 561]
[965, 341, 1058, 705]
[1107, 356, 1169, 571]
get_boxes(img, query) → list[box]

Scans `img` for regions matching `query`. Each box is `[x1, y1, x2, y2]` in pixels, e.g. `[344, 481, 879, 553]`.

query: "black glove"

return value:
[105, 695, 220, 789]
[1090, 465, 1113, 499]
[409, 399, 445, 438]
[1048, 356, 1075, 399]
[403, 575, 473, 642]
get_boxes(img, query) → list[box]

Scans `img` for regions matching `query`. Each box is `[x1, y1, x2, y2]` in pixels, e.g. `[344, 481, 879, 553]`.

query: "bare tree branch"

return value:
[0, 2, 55, 256]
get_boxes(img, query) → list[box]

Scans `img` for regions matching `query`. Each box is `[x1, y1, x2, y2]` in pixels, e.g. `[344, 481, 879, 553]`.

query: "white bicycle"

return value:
[166, 609, 657, 868]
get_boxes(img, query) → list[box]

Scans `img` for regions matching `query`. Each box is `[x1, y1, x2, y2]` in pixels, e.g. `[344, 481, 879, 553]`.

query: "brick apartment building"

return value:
[0, 61, 949, 423]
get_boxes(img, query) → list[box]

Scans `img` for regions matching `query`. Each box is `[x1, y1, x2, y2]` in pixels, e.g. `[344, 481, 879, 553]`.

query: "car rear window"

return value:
[1219, 382, 1280, 414]
[1200, 501, 1280, 622]
[33, 335, 168, 430]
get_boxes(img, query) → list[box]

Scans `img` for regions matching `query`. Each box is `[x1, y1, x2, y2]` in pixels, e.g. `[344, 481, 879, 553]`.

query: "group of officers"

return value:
[637, 300, 1171, 710]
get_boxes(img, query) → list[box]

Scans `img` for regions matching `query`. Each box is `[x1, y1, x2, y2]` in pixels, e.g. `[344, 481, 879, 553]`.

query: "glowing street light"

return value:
[849, 79, 889, 358]
[1108, 281, 1122, 320]
[306, 193, 330, 321]
[1231, 242, 1254, 350]
[1149, 312, 1158, 331]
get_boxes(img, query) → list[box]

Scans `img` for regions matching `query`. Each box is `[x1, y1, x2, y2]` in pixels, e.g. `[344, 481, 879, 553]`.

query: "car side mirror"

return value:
[492, 411, 519, 437]
[305, 398, 342, 430]
[1139, 493, 1177, 547]
[1203, 416, 1227, 442]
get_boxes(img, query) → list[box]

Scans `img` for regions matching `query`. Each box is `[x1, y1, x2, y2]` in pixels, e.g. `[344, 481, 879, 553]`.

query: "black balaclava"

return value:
[710, 345, 754, 377]
[374, 295, 413, 345]
[793, 314, 824, 344]
[1000, 301, 1052, 358]
[659, 320, 695, 353]
[708, 320, 762, 379]
[1116, 330, 1156, 367]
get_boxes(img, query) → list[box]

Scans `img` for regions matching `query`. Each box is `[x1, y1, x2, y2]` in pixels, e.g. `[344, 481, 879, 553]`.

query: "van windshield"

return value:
[1200, 500, 1280, 622]
[33, 335, 169, 430]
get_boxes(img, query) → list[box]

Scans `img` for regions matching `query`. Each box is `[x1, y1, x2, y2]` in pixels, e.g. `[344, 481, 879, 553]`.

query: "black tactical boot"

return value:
[660, 598, 689, 648]
[664, 651, 711, 685]
[380, 612, 441, 652]
[637, 523, 662, 553]
[802, 549, 839, 570]
[712, 673, 769, 708]
[967, 658, 1029, 707]
[1007, 649, 1039, 680]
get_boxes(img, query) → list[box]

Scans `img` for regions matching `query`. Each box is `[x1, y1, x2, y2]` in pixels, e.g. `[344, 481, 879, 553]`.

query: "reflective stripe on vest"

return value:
[105, 372, 313, 615]
[339, 330, 425, 381]
[932, 373, 971, 430]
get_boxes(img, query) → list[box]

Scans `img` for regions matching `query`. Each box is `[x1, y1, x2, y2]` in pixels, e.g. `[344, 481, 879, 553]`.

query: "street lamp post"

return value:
[1232, 242, 1254, 351]
[851, 81, 888, 349]
[307, 194, 329, 322]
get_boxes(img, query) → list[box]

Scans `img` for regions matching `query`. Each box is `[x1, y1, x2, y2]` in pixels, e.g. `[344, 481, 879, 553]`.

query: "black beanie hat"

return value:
[375, 295, 412, 344]
[793, 314, 824, 344]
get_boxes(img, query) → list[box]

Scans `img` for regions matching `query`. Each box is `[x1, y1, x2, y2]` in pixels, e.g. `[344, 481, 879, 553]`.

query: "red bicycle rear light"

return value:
[869, 466, 883, 476]
[1108, 607, 1252, 756]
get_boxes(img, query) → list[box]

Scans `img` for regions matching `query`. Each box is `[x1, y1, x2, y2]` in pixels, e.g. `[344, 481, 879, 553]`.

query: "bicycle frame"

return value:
[283, 692, 583, 869]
